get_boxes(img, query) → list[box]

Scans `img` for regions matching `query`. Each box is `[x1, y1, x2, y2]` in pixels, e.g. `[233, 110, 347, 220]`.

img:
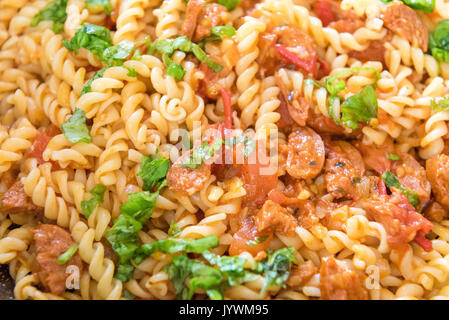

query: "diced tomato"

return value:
[313, 1, 335, 27]
[274, 44, 317, 78]
[414, 230, 432, 252]
[220, 88, 233, 130]
[317, 56, 331, 78]
[364, 191, 433, 252]
[239, 149, 278, 208]
[395, 194, 433, 251]
[28, 124, 60, 165]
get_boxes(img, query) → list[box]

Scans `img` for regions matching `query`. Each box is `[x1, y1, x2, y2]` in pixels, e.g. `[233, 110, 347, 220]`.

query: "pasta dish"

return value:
[1, 0, 449, 300]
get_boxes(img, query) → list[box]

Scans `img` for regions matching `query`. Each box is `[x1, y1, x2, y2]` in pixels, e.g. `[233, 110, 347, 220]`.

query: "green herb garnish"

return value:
[81, 184, 106, 218]
[30, 0, 68, 33]
[57, 244, 79, 264]
[382, 171, 420, 209]
[61, 108, 92, 143]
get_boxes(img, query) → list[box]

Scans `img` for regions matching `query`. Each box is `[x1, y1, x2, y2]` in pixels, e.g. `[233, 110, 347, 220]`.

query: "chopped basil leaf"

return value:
[431, 97, 449, 113]
[149, 36, 222, 79]
[61, 108, 93, 143]
[122, 290, 135, 300]
[381, 0, 435, 12]
[430, 20, 449, 63]
[102, 40, 136, 66]
[387, 153, 401, 161]
[134, 235, 219, 264]
[30, 0, 68, 34]
[304, 78, 322, 88]
[181, 138, 224, 169]
[163, 54, 186, 80]
[86, 0, 112, 14]
[126, 67, 137, 77]
[166, 254, 224, 300]
[168, 222, 181, 237]
[63, 24, 113, 60]
[57, 244, 79, 264]
[137, 156, 169, 191]
[217, 0, 239, 11]
[198, 25, 236, 47]
[106, 188, 161, 282]
[81, 68, 106, 95]
[246, 235, 269, 247]
[258, 247, 297, 294]
[81, 184, 106, 218]
[202, 251, 258, 286]
[382, 171, 420, 209]
[131, 49, 143, 60]
[340, 85, 378, 130]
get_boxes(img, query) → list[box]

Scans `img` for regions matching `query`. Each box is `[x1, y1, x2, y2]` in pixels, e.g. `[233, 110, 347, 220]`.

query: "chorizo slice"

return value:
[424, 201, 448, 223]
[426, 154, 449, 209]
[284, 127, 325, 180]
[1, 181, 42, 215]
[383, 2, 428, 51]
[167, 149, 211, 196]
[254, 200, 297, 235]
[181, 0, 205, 40]
[194, 3, 227, 42]
[320, 256, 368, 300]
[229, 216, 273, 256]
[32, 224, 83, 295]
[324, 140, 365, 200]
[348, 39, 387, 66]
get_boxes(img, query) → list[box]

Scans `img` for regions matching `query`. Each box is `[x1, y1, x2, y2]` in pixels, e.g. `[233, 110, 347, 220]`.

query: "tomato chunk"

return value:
[28, 125, 60, 165]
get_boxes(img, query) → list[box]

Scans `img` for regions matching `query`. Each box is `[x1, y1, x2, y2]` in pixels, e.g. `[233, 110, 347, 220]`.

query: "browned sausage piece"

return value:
[32, 224, 83, 295]
[383, 2, 428, 51]
[166, 149, 211, 196]
[348, 39, 386, 66]
[392, 152, 431, 205]
[424, 201, 448, 223]
[426, 154, 449, 209]
[286, 260, 318, 287]
[194, 3, 227, 42]
[274, 25, 317, 66]
[254, 200, 297, 235]
[285, 127, 325, 180]
[320, 256, 368, 300]
[325, 140, 365, 200]
[181, 0, 205, 40]
[1, 181, 42, 215]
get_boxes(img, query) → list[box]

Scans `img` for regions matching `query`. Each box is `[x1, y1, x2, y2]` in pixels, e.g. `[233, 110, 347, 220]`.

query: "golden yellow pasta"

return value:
[2, 0, 449, 301]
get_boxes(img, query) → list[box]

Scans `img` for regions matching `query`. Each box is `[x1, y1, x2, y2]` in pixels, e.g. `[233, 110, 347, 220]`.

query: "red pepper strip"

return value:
[414, 230, 433, 252]
[313, 1, 335, 27]
[274, 44, 317, 78]
[220, 87, 233, 130]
